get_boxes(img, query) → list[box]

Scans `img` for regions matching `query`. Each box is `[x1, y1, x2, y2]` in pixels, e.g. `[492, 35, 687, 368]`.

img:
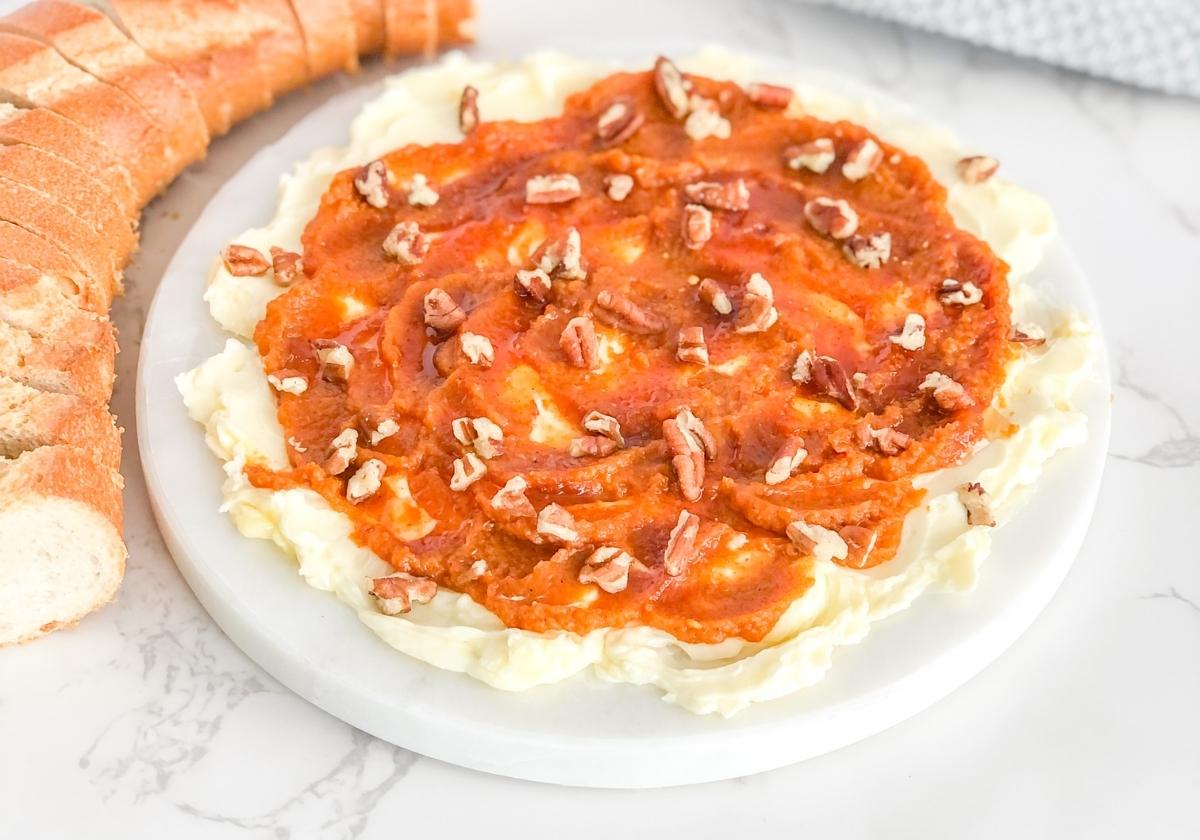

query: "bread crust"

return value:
[0, 221, 110, 312]
[0, 258, 115, 342]
[0, 317, 116, 402]
[349, 0, 385, 55]
[240, 0, 309, 95]
[0, 375, 121, 469]
[383, 0, 436, 57]
[290, 0, 360, 77]
[436, 0, 474, 46]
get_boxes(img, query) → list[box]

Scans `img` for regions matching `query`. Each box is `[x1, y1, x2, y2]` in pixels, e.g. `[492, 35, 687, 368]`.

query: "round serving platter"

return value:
[137, 54, 1111, 788]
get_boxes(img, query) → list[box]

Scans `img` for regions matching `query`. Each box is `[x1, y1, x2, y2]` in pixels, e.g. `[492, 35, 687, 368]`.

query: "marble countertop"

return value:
[2, 0, 1197, 836]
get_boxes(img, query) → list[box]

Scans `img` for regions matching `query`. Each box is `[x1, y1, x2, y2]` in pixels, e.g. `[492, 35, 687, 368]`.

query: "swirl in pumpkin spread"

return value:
[246, 59, 1014, 646]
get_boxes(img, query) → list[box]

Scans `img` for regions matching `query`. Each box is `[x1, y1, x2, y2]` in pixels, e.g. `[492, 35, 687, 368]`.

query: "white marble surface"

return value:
[1, 0, 1197, 836]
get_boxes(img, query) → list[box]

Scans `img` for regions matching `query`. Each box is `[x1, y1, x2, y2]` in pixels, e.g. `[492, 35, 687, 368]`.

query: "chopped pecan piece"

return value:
[596, 97, 644, 146]
[582, 410, 624, 446]
[843, 232, 891, 269]
[676, 325, 708, 365]
[459, 85, 480, 134]
[346, 458, 386, 503]
[663, 510, 701, 575]
[683, 95, 731, 141]
[604, 173, 634, 201]
[684, 179, 750, 211]
[222, 244, 269, 276]
[653, 55, 690, 119]
[450, 452, 487, 491]
[367, 417, 400, 446]
[423, 288, 466, 333]
[491, 475, 536, 518]
[538, 227, 586, 280]
[536, 503, 579, 544]
[595, 289, 667, 333]
[406, 173, 439, 207]
[324, 428, 358, 474]
[383, 220, 430, 264]
[569, 435, 619, 457]
[842, 138, 883, 181]
[786, 520, 848, 563]
[939, 278, 983, 306]
[682, 203, 713, 249]
[514, 267, 552, 303]
[746, 82, 793, 109]
[452, 416, 504, 459]
[578, 546, 634, 593]
[371, 572, 437, 615]
[792, 351, 858, 411]
[467, 559, 488, 579]
[525, 174, 581, 204]
[459, 331, 495, 367]
[957, 482, 996, 526]
[313, 339, 354, 383]
[856, 422, 912, 456]
[560, 316, 600, 369]
[890, 313, 927, 351]
[267, 369, 308, 395]
[957, 155, 999, 184]
[269, 246, 304, 286]
[785, 138, 836, 174]
[804, 196, 859, 239]
[354, 159, 390, 208]
[1010, 323, 1047, 347]
[919, 371, 974, 412]
[698, 278, 732, 315]
[734, 272, 778, 334]
[764, 436, 808, 485]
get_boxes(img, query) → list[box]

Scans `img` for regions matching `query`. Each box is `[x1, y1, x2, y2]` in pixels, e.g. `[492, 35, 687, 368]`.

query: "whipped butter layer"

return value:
[178, 49, 1093, 716]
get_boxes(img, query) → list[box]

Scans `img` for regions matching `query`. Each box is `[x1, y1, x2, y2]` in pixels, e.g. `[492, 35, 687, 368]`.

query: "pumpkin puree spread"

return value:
[247, 59, 1013, 646]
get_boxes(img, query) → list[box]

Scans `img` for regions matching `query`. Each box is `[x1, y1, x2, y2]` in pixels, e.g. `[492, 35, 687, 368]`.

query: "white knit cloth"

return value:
[813, 0, 1200, 98]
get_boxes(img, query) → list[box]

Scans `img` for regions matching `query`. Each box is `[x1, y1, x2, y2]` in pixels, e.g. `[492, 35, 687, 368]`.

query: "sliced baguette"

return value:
[0, 318, 116, 402]
[0, 221, 110, 313]
[350, 0, 385, 55]
[240, 0, 309, 95]
[0, 258, 115, 343]
[0, 375, 121, 469]
[383, 0, 435, 57]
[0, 31, 169, 204]
[436, 0, 474, 46]
[290, 0, 359, 77]
[0, 1, 208, 181]
[0, 445, 125, 646]
[0, 101, 136, 218]
[0, 142, 137, 265]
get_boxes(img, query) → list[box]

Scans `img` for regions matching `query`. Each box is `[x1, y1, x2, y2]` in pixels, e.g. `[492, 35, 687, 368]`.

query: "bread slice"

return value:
[0, 318, 116, 402]
[0, 101, 137, 218]
[290, 0, 359, 77]
[0, 259, 115, 342]
[383, 0, 435, 57]
[0, 31, 170, 205]
[0, 174, 121, 297]
[240, 0, 309, 95]
[0, 143, 137, 265]
[0, 221, 111, 313]
[436, 0, 475, 46]
[0, 445, 125, 645]
[349, 0, 385, 55]
[0, 1, 208, 182]
[0, 376, 121, 469]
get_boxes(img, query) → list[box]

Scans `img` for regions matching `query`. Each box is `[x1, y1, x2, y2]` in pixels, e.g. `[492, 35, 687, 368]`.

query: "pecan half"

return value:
[855, 422, 912, 456]
[269, 246, 304, 286]
[459, 331, 495, 367]
[804, 196, 859, 239]
[653, 56, 690, 119]
[682, 203, 713, 249]
[842, 138, 883, 181]
[957, 482, 996, 526]
[597, 97, 644, 146]
[222, 244, 269, 276]
[354, 160, 390, 208]
[324, 428, 358, 475]
[383, 221, 430, 264]
[450, 452, 487, 491]
[843, 232, 891, 269]
[676, 325, 708, 365]
[267, 369, 308, 395]
[785, 138, 836, 174]
[595, 289, 667, 333]
[313, 339, 354, 383]
[663, 510, 701, 575]
[734, 272, 778, 334]
[684, 179, 750, 211]
[578, 546, 634, 593]
[371, 573, 437, 615]
[938, 277, 983, 306]
[1010, 323, 1047, 347]
[560, 316, 600, 369]
[582, 410, 624, 446]
[698, 278, 732, 315]
[538, 227, 586, 280]
[491, 475, 536, 518]
[957, 155, 999, 184]
[683, 96, 731, 141]
[346, 458, 386, 503]
[406, 173, 439, 207]
[663, 417, 704, 502]
[792, 351, 858, 411]
[786, 520, 848, 563]
[452, 416, 504, 459]
[676, 407, 717, 459]
[514, 268, 552, 303]
[747, 82, 793, 109]
[525, 173, 581, 204]
[919, 371, 974, 412]
[604, 173, 634, 201]
[569, 435, 619, 458]
[459, 85, 480, 134]
[536, 503, 579, 544]
[764, 436, 808, 485]
[423, 288, 466, 333]
[889, 313, 926, 351]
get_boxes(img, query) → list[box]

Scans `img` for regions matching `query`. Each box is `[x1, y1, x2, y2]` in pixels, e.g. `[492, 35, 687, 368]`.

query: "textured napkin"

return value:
[811, 0, 1200, 98]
